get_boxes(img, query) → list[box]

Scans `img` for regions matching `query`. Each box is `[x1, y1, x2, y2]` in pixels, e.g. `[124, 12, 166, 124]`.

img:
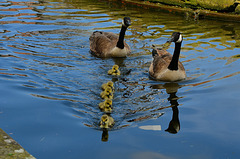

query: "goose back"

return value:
[89, 31, 130, 57]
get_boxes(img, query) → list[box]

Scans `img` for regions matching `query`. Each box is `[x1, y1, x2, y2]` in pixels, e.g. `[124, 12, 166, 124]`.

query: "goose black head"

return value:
[167, 32, 183, 43]
[122, 17, 131, 27]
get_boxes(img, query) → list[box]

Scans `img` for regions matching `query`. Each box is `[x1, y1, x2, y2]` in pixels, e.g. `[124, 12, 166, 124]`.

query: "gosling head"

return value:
[112, 65, 119, 71]
[100, 114, 110, 128]
[105, 87, 112, 95]
[122, 17, 131, 27]
[107, 81, 114, 88]
[167, 32, 183, 43]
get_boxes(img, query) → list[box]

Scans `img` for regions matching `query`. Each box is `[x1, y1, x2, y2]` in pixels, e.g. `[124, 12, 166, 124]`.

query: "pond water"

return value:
[1, 0, 240, 158]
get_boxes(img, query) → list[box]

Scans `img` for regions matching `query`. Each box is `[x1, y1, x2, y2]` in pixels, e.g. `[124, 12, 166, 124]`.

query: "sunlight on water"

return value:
[1, 0, 240, 158]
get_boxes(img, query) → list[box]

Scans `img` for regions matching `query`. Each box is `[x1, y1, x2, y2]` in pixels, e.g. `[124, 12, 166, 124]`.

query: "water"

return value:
[1, 0, 240, 158]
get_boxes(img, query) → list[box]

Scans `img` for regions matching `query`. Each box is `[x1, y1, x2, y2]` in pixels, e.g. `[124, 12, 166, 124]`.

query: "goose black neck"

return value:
[116, 25, 127, 49]
[168, 42, 182, 70]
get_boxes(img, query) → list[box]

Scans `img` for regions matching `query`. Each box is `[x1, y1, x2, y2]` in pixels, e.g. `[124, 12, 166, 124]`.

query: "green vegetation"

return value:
[0, 129, 35, 159]
[142, 0, 240, 13]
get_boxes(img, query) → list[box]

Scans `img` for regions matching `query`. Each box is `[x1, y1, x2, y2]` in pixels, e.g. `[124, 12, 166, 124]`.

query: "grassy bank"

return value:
[0, 128, 35, 159]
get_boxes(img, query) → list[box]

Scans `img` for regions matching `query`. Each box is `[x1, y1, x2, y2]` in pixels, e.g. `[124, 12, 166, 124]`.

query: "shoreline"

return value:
[124, 0, 240, 22]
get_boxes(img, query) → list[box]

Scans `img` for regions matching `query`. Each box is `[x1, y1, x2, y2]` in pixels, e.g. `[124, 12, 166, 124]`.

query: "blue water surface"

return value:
[1, 0, 240, 158]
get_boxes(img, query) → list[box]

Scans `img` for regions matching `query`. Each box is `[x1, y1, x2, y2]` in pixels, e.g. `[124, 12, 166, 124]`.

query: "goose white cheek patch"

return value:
[176, 34, 183, 43]
[122, 19, 127, 27]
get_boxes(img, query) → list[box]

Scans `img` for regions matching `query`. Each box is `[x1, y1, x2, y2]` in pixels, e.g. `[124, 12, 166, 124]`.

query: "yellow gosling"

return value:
[99, 99, 113, 113]
[108, 65, 121, 75]
[99, 114, 115, 129]
[100, 87, 113, 99]
[101, 81, 114, 90]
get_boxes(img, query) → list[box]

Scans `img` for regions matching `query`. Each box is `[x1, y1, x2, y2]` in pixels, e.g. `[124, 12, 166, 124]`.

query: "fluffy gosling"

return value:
[100, 87, 113, 99]
[101, 81, 114, 91]
[108, 65, 121, 76]
[99, 99, 113, 113]
[99, 114, 115, 129]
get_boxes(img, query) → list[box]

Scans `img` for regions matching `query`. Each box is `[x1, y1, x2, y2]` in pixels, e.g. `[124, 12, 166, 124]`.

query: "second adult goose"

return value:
[89, 17, 131, 58]
[149, 32, 186, 82]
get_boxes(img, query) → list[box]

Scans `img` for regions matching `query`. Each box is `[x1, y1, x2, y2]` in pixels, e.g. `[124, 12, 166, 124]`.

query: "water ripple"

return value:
[1, 0, 240, 133]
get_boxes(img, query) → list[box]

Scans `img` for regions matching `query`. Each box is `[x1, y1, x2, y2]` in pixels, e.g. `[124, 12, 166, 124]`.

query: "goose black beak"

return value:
[167, 37, 174, 43]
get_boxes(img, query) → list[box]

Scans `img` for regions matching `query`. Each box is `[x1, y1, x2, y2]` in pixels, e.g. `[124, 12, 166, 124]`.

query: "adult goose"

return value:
[149, 32, 186, 82]
[89, 17, 131, 58]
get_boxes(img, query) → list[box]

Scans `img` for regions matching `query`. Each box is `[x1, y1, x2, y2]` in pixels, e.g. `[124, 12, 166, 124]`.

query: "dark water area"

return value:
[0, 0, 240, 158]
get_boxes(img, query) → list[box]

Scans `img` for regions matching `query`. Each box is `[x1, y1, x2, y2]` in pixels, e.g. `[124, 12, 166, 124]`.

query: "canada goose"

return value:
[99, 114, 115, 129]
[101, 81, 114, 91]
[108, 65, 121, 75]
[149, 32, 186, 81]
[100, 87, 113, 99]
[89, 17, 131, 57]
[99, 99, 113, 113]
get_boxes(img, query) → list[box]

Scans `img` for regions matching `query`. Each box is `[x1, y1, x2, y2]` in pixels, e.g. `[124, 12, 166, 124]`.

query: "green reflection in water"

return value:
[62, 0, 240, 52]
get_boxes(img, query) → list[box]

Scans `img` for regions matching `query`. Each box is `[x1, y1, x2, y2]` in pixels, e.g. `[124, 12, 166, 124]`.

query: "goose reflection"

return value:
[152, 83, 181, 134]
[165, 91, 180, 134]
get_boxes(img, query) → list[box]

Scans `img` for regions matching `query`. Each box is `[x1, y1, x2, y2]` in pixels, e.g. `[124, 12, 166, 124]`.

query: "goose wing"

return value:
[154, 48, 185, 71]
[150, 48, 173, 74]
[149, 48, 186, 79]
[89, 31, 118, 57]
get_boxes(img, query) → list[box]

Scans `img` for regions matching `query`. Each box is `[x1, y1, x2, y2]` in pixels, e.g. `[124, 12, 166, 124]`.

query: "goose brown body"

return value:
[149, 32, 186, 82]
[90, 32, 131, 57]
[89, 17, 131, 58]
[149, 49, 186, 81]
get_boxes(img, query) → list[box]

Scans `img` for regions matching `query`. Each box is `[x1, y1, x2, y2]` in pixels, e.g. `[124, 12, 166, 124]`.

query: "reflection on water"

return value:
[151, 83, 181, 134]
[164, 84, 181, 134]
[1, 0, 240, 158]
[0, 0, 239, 130]
[0, 0, 240, 130]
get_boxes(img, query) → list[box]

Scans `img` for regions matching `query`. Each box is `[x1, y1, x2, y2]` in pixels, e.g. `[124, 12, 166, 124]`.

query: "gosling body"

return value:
[101, 81, 114, 90]
[99, 99, 113, 113]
